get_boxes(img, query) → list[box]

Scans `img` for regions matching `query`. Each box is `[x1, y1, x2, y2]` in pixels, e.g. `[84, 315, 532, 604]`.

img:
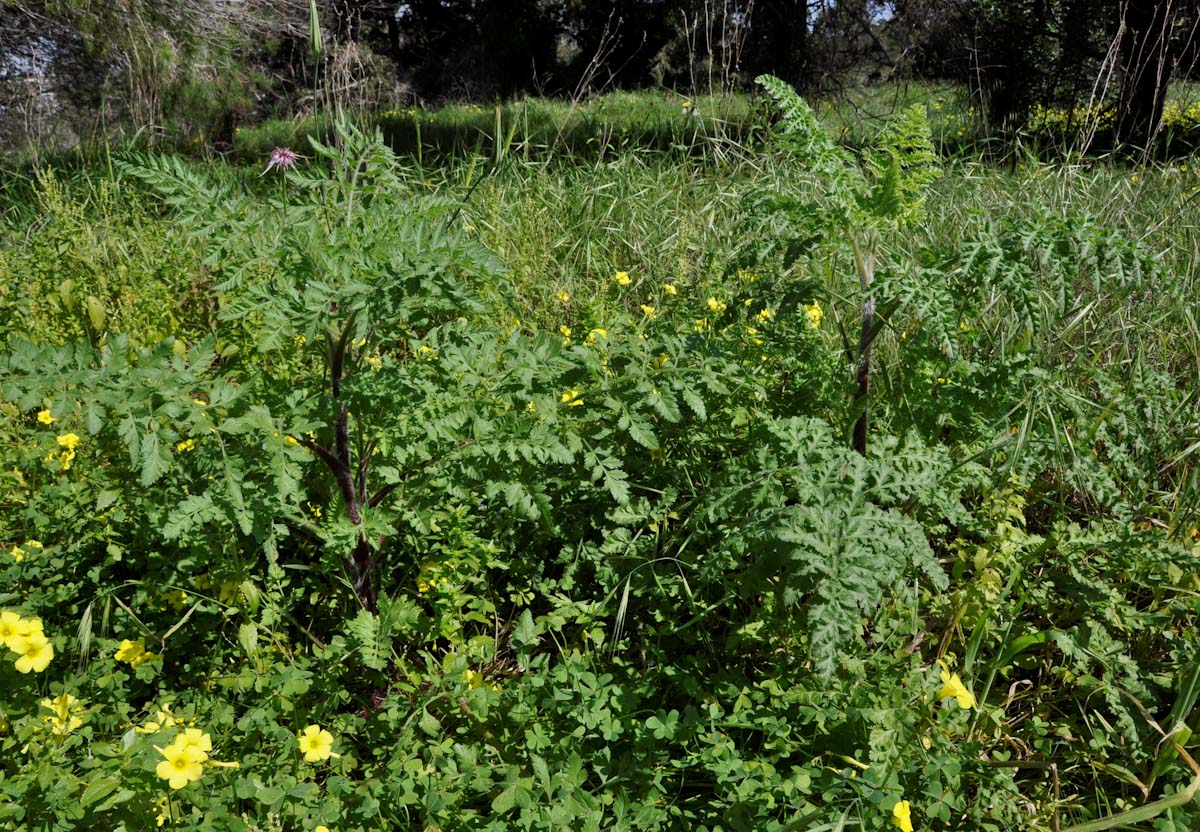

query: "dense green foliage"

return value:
[3, 87, 1200, 831]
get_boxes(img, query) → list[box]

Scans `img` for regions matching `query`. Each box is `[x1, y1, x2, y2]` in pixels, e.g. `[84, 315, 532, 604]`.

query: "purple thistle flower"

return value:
[265, 147, 301, 173]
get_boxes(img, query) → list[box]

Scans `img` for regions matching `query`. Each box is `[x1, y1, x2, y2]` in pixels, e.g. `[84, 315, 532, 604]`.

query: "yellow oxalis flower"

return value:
[615, 271, 632, 286]
[805, 301, 824, 329]
[56, 433, 81, 451]
[12, 629, 53, 673]
[706, 297, 726, 314]
[136, 705, 179, 734]
[298, 724, 340, 762]
[37, 409, 55, 424]
[39, 693, 85, 736]
[584, 328, 607, 347]
[663, 284, 677, 296]
[559, 326, 572, 339]
[555, 289, 570, 303]
[560, 389, 584, 407]
[463, 669, 485, 689]
[178, 727, 213, 756]
[640, 305, 658, 318]
[156, 740, 206, 789]
[0, 611, 25, 649]
[315, 827, 331, 832]
[115, 637, 162, 668]
[756, 307, 776, 323]
[891, 799, 914, 832]
[175, 439, 196, 452]
[937, 669, 977, 709]
[10, 545, 23, 563]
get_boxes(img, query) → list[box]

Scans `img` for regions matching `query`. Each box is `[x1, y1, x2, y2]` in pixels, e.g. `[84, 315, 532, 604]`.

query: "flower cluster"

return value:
[39, 692, 87, 737]
[154, 726, 239, 789]
[0, 610, 53, 673]
[44, 432, 81, 471]
[416, 561, 453, 593]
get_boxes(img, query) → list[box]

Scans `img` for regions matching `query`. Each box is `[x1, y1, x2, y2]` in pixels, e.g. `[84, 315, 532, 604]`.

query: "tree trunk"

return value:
[1116, 0, 1174, 150]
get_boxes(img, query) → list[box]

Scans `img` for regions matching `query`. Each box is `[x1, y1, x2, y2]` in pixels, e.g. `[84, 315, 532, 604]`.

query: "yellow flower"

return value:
[693, 318, 709, 333]
[525, 401, 537, 415]
[192, 398, 207, 407]
[178, 727, 213, 756]
[115, 637, 161, 668]
[155, 740, 206, 789]
[555, 289, 571, 303]
[615, 271, 632, 286]
[175, 439, 196, 452]
[10, 545, 23, 563]
[937, 669, 977, 709]
[640, 305, 658, 318]
[136, 705, 179, 734]
[463, 669, 485, 689]
[56, 433, 81, 451]
[663, 284, 677, 296]
[584, 328, 607, 346]
[560, 326, 572, 339]
[560, 389, 584, 407]
[315, 827, 331, 832]
[805, 301, 824, 329]
[706, 297, 726, 314]
[12, 629, 53, 673]
[0, 611, 24, 649]
[892, 799, 914, 832]
[364, 355, 383, 372]
[297, 724, 339, 762]
[39, 693, 85, 736]
[153, 796, 171, 827]
[37, 409, 55, 424]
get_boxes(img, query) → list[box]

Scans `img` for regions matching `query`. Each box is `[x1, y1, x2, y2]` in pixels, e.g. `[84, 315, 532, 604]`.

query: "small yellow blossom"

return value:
[39, 692, 85, 736]
[561, 389, 584, 407]
[177, 728, 213, 756]
[0, 611, 24, 648]
[526, 401, 537, 415]
[136, 705, 179, 734]
[584, 328, 607, 347]
[805, 301, 824, 329]
[315, 827, 331, 832]
[57, 433, 81, 451]
[615, 271, 632, 286]
[156, 740, 206, 789]
[559, 326, 572, 339]
[707, 297, 727, 314]
[285, 435, 301, 446]
[555, 289, 571, 303]
[12, 629, 53, 673]
[115, 637, 162, 668]
[37, 410, 55, 425]
[463, 669, 485, 688]
[175, 439, 196, 453]
[640, 305, 658, 319]
[937, 669, 977, 709]
[192, 398, 207, 407]
[892, 799, 914, 832]
[364, 355, 383, 372]
[663, 284, 677, 296]
[297, 724, 340, 762]
[10, 545, 23, 563]
[694, 318, 709, 333]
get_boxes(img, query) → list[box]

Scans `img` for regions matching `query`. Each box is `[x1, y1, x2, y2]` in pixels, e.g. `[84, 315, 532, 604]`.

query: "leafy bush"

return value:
[3, 94, 1200, 832]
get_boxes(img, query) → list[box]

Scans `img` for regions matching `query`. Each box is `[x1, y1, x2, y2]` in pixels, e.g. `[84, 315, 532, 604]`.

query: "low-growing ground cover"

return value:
[2, 82, 1200, 831]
